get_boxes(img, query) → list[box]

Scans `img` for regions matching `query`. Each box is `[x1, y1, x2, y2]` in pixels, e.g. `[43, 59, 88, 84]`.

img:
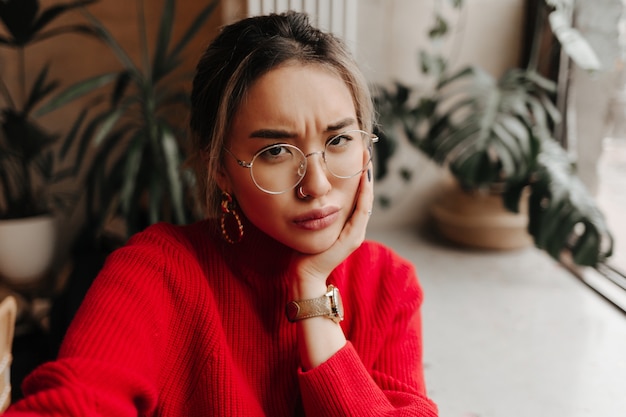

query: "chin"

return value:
[294, 242, 334, 255]
[289, 231, 340, 254]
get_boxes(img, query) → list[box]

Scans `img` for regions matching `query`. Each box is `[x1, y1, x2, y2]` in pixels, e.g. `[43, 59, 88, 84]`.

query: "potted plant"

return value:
[52, 0, 218, 247]
[374, 0, 613, 267]
[36, 0, 219, 369]
[0, 0, 105, 285]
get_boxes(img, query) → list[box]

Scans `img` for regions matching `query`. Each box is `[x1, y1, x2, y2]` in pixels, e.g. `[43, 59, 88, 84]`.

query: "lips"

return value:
[293, 207, 340, 230]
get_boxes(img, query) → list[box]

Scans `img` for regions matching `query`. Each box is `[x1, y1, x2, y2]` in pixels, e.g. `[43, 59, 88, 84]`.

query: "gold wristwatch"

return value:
[286, 285, 344, 323]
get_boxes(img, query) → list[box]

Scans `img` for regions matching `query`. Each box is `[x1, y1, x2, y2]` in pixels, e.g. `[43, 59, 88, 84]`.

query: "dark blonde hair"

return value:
[189, 11, 373, 217]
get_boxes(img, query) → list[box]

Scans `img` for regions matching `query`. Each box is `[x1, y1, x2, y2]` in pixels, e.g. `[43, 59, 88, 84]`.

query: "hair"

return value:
[188, 11, 374, 217]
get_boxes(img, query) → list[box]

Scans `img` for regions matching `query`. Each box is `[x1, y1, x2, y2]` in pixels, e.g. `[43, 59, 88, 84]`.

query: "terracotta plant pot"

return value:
[431, 184, 533, 250]
[0, 215, 57, 286]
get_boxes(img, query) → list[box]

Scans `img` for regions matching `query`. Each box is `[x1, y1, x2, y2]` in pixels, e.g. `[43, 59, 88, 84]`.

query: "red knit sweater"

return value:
[7, 220, 438, 416]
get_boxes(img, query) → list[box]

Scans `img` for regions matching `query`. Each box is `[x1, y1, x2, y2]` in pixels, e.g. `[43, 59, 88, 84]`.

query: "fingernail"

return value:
[367, 168, 372, 182]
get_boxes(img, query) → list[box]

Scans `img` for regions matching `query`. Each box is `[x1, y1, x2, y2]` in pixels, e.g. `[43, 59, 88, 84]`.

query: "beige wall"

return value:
[358, 0, 525, 85]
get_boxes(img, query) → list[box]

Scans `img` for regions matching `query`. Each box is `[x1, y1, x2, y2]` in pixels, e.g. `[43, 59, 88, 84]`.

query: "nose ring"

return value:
[297, 186, 309, 199]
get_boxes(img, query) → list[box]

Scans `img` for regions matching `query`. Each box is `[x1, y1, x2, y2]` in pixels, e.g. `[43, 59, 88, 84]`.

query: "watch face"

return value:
[330, 286, 344, 322]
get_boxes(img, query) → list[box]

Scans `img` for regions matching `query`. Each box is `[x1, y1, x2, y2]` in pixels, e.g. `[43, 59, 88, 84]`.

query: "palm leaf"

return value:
[120, 131, 144, 218]
[152, 0, 175, 82]
[31, 24, 99, 44]
[23, 65, 60, 114]
[160, 123, 186, 224]
[59, 106, 89, 159]
[81, 8, 139, 74]
[0, 0, 39, 44]
[31, 1, 97, 34]
[34, 72, 117, 117]
[168, 0, 219, 62]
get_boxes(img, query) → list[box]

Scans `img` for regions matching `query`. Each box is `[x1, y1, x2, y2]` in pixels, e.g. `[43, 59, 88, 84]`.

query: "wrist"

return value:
[290, 279, 327, 301]
[286, 284, 344, 323]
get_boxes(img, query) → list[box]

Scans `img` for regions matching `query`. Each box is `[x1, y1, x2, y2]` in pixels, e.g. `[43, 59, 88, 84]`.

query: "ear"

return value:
[215, 163, 233, 194]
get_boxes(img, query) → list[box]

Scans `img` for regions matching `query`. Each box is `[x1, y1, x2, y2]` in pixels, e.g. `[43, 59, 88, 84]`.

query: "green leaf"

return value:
[34, 72, 117, 117]
[120, 132, 144, 218]
[23, 64, 60, 115]
[1, 109, 58, 159]
[31, 24, 100, 44]
[148, 172, 163, 225]
[111, 71, 133, 106]
[548, 10, 601, 71]
[31, 1, 98, 35]
[160, 123, 186, 224]
[428, 14, 448, 39]
[168, 0, 218, 68]
[59, 106, 89, 159]
[528, 139, 613, 266]
[0, 0, 97, 46]
[93, 107, 127, 146]
[152, 0, 176, 81]
[0, 0, 39, 44]
[81, 8, 139, 74]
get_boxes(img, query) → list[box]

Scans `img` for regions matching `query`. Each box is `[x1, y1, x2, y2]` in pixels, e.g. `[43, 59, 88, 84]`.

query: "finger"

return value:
[353, 165, 374, 221]
[293, 169, 374, 281]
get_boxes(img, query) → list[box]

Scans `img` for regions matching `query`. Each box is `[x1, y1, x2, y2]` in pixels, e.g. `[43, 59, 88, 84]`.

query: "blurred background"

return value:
[1, 0, 625, 415]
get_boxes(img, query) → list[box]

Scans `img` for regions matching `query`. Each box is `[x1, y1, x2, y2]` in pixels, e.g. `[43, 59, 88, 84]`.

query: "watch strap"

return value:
[286, 284, 345, 323]
[286, 294, 333, 322]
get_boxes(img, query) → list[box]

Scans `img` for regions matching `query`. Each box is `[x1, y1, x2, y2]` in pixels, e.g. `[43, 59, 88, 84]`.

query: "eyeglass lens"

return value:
[250, 130, 373, 194]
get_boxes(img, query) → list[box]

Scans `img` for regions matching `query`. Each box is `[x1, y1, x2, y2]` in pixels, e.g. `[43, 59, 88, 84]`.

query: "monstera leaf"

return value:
[405, 65, 612, 266]
[526, 138, 613, 266]
[410, 67, 558, 195]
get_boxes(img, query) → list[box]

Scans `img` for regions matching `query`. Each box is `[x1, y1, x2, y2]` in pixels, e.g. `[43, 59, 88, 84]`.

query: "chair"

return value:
[0, 296, 17, 412]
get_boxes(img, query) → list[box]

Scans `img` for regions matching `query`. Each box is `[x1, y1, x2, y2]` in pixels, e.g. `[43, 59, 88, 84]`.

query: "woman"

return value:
[6, 11, 438, 416]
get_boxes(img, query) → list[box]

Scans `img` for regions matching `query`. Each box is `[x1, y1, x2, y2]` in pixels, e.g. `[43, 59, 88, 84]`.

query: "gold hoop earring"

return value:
[220, 192, 243, 244]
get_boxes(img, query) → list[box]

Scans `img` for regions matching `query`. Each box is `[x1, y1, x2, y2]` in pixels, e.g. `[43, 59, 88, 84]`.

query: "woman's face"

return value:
[218, 63, 363, 254]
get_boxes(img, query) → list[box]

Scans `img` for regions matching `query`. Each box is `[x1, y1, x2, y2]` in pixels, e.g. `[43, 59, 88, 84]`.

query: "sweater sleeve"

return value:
[4, 229, 175, 416]
[298, 343, 437, 417]
[297, 243, 438, 417]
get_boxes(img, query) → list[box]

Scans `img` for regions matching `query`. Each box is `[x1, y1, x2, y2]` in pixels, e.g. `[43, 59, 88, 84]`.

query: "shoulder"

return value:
[125, 221, 212, 249]
[119, 220, 217, 260]
[87, 221, 223, 313]
[102, 220, 221, 280]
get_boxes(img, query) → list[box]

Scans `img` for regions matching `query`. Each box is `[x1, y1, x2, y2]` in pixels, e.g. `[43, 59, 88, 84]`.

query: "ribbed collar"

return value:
[203, 215, 295, 289]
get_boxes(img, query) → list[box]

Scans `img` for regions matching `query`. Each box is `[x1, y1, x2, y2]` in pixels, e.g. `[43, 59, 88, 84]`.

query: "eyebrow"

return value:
[248, 117, 358, 139]
[326, 117, 357, 132]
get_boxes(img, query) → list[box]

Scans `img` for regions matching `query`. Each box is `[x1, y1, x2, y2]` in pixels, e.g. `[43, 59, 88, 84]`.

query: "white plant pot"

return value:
[0, 215, 57, 286]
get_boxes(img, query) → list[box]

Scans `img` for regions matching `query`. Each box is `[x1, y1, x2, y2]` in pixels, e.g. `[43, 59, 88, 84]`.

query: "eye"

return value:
[326, 132, 354, 150]
[257, 144, 294, 163]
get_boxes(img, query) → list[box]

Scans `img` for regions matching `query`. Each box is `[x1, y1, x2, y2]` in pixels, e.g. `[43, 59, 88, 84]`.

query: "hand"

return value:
[290, 166, 373, 298]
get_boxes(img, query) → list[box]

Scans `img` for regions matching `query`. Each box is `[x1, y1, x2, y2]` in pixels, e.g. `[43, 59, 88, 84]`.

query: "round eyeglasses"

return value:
[224, 129, 378, 194]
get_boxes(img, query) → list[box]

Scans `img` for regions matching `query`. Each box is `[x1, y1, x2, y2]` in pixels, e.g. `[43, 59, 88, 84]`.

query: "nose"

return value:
[298, 151, 331, 198]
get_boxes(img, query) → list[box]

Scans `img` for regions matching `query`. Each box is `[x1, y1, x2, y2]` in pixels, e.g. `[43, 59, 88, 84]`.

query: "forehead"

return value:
[230, 62, 357, 136]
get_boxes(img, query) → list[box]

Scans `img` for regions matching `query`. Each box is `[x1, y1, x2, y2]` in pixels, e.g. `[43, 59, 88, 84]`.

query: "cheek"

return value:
[233, 184, 287, 224]
[339, 176, 361, 207]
